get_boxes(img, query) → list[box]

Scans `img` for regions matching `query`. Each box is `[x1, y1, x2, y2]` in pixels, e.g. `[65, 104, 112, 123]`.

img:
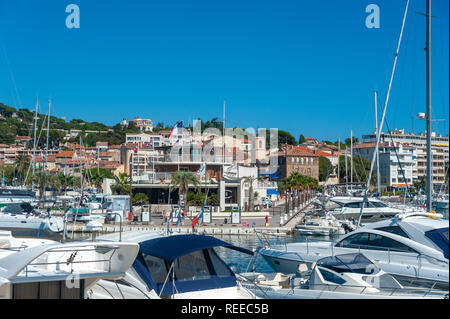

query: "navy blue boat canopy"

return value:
[138, 234, 253, 262]
[317, 253, 380, 274]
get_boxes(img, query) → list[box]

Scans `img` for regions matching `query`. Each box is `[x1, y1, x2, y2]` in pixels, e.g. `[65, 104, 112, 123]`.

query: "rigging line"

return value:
[377, 94, 413, 198]
[23, 109, 49, 183]
[1, 45, 22, 108]
[392, 6, 412, 131]
[434, 0, 449, 134]
[410, 2, 418, 133]
[357, 0, 410, 228]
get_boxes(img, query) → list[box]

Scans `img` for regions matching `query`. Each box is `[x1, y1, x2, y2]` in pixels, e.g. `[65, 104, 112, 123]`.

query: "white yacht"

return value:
[88, 231, 256, 299]
[0, 202, 65, 240]
[0, 188, 37, 204]
[327, 196, 423, 223]
[294, 213, 352, 237]
[0, 230, 139, 299]
[239, 253, 448, 299]
[433, 194, 449, 210]
[259, 213, 449, 290]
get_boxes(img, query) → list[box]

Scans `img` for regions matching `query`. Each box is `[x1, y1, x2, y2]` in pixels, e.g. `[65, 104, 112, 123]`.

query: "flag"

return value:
[197, 163, 206, 175]
[175, 208, 182, 226]
[169, 121, 183, 139]
[192, 206, 204, 229]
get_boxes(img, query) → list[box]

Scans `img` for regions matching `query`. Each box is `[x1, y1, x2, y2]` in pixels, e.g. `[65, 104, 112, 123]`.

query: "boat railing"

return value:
[0, 245, 29, 252]
[21, 244, 121, 277]
[240, 276, 447, 299]
[311, 282, 447, 298]
[254, 230, 337, 254]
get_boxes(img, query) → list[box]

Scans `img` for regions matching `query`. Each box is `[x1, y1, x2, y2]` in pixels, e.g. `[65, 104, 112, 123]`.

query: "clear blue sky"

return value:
[0, 0, 448, 142]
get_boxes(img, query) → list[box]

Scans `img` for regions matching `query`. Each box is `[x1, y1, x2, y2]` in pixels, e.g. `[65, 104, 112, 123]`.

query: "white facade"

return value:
[378, 144, 414, 188]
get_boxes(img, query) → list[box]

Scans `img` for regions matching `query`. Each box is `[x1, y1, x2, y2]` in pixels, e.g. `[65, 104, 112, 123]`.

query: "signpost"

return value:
[142, 204, 150, 224]
[202, 206, 212, 224]
[231, 206, 241, 224]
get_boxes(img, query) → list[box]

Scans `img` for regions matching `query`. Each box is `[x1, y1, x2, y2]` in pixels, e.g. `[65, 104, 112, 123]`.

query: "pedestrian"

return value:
[265, 215, 269, 227]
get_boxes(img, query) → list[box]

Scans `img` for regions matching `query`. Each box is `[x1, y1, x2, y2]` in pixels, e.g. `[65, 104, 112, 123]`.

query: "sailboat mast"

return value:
[350, 129, 353, 191]
[32, 98, 39, 177]
[375, 91, 381, 194]
[45, 96, 51, 172]
[345, 148, 348, 193]
[425, 0, 433, 212]
[357, 0, 410, 227]
[337, 137, 340, 184]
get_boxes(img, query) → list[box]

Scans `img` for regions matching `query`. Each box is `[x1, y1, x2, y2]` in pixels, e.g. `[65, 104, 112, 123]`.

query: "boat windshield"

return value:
[316, 253, 380, 275]
[425, 228, 449, 259]
[91, 196, 104, 203]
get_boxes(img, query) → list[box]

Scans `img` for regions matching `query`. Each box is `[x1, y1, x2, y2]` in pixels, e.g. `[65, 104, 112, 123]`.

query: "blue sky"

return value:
[0, 0, 448, 142]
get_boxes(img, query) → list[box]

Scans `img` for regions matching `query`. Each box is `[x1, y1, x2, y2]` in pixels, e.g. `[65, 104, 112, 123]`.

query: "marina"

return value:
[0, 0, 448, 303]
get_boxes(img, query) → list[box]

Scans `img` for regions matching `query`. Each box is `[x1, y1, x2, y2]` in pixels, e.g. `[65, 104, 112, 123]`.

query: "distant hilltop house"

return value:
[128, 117, 153, 132]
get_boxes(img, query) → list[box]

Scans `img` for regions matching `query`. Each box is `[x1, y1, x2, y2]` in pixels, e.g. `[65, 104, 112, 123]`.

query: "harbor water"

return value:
[69, 206, 448, 274]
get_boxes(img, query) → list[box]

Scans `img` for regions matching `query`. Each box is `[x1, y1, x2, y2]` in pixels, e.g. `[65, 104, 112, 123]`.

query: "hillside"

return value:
[0, 102, 139, 147]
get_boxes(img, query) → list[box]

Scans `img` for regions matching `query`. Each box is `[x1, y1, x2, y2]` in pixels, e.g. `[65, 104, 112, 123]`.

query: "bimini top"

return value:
[139, 234, 253, 262]
[316, 253, 380, 275]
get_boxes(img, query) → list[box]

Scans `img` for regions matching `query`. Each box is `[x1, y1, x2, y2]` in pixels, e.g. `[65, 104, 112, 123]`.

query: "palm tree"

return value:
[33, 170, 53, 202]
[56, 173, 74, 195]
[86, 168, 112, 193]
[171, 171, 199, 206]
[14, 154, 30, 185]
[241, 176, 257, 211]
[112, 173, 130, 195]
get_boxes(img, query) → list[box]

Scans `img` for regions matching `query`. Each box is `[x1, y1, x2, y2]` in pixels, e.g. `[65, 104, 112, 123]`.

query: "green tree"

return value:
[278, 130, 297, 147]
[14, 154, 30, 185]
[112, 173, 131, 195]
[318, 156, 332, 182]
[170, 171, 199, 205]
[0, 165, 15, 185]
[299, 134, 307, 144]
[32, 170, 53, 201]
[337, 155, 377, 185]
[56, 173, 74, 195]
[85, 168, 113, 192]
[133, 193, 149, 206]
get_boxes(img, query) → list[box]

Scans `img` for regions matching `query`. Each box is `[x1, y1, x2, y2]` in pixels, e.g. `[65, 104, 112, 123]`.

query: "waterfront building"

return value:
[277, 145, 319, 181]
[361, 129, 449, 190]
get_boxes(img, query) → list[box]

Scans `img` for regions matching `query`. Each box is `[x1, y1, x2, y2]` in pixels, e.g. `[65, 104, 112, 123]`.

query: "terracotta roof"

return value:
[99, 161, 121, 169]
[279, 147, 319, 157]
[313, 150, 334, 157]
[35, 155, 56, 162]
[99, 151, 115, 157]
[15, 136, 31, 140]
[353, 142, 386, 149]
[56, 151, 74, 158]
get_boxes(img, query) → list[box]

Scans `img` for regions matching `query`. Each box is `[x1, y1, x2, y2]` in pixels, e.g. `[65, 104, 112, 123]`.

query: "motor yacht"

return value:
[87, 231, 257, 299]
[327, 196, 424, 223]
[239, 253, 448, 299]
[259, 212, 449, 290]
[294, 213, 353, 237]
[0, 230, 139, 299]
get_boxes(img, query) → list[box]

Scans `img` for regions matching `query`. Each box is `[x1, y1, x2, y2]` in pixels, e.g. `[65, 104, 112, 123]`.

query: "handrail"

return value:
[22, 245, 121, 278]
